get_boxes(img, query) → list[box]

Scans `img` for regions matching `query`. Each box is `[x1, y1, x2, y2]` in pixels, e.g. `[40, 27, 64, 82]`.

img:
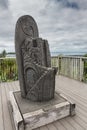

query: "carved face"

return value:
[20, 16, 39, 38]
[23, 24, 34, 37]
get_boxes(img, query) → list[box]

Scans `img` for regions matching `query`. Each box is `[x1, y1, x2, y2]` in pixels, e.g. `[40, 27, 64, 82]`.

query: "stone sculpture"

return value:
[15, 15, 57, 101]
[9, 15, 75, 130]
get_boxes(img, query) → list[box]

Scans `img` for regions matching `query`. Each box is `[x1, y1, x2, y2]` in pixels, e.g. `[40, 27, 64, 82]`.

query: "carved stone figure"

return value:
[15, 15, 57, 101]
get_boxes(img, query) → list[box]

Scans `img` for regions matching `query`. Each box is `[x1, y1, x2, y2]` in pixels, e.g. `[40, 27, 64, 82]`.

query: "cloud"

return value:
[0, 40, 14, 52]
[55, 0, 79, 9]
[0, 0, 9, 9]
[0, 0, 87, 55]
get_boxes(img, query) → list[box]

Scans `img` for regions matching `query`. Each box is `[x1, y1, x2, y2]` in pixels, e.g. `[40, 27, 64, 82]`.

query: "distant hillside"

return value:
[7, 52, 15, 54]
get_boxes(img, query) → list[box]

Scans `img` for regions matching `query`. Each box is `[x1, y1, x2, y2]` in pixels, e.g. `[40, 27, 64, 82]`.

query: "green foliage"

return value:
[84, 54, 87, 57]
[0, 58, 18, 82]
[0, 50, 7, 57]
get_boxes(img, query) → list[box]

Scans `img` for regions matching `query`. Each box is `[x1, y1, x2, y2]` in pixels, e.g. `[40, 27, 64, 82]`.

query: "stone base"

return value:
[9, 91, 75, 130]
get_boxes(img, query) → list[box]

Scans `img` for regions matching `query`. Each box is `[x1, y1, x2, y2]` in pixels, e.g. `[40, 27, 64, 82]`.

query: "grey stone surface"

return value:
[15, 15, 57, 101]
[14, 91, 66, 114]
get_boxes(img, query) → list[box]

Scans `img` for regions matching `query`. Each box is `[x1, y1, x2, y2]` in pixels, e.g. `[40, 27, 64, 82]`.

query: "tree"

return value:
[84, 54, 87, 57]
[1, 50, 7, 57]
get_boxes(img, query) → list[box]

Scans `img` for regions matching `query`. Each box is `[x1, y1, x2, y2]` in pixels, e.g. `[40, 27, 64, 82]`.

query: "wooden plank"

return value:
[13, 81, 20, 91]
[40, 125, 48, 130]
[58, 86, 87, 110]
[59, 118, 75, 130]
[10, 81, 19, 91]
[55, 75, 87, 129]
[57, 87, 87, 114]
[56, 76, 87, 98]
[1, 82, 13, 130]
[35, 128, 40, 130]
[6, 81, 18, 130]
[1, 75, 87, 130]
[56, 84, 87, 128]
[59, 93, 87, 122]
[80, 58, 84, 81]
[8, 101, 16, 130]
[24, 101, 70, 129]
[71, 58, 74, 78]
[47, 123, 57, 130]
[5, 82, 16, 130]
[65, 117, 84, 130]
[7, 82, 15, 91]
[53, 121, 66, 130]
[9, 91, 23, 130]
[0, 84, 4, 130]
[73, 115, 87, 129]
[61, 95, 87, 120]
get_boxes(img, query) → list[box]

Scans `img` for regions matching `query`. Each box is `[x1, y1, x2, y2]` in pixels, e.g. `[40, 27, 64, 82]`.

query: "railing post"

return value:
[57, 56, 59, 74]
[80, 58, 84, 81]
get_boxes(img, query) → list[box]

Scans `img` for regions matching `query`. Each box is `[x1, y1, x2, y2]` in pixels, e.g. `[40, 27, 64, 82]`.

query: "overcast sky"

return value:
[0, 0, 87, 55]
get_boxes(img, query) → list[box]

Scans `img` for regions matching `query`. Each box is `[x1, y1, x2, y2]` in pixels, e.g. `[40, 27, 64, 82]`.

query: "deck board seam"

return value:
[57, 88, 87, 118]
[0, 84, 5, 130]
[57, 88, 87, 112]
[1, 84, 6, 130]
[4, 82, 16, 130]
[57, 85, 87, 103]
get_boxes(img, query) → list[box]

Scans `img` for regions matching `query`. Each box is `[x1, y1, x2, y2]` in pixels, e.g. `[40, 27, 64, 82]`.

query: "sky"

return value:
[0, 0, 87, 55]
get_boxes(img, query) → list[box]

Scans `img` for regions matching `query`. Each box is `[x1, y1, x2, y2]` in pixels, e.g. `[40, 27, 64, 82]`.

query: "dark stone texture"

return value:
[15, 15, 57, 101]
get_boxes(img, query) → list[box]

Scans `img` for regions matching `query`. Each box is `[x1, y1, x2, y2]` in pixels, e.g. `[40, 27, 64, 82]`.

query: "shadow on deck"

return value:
[0, 75, 87, 130]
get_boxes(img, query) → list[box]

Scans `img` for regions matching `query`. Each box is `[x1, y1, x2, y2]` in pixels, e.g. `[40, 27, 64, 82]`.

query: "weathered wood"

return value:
[5, 82, 16, 130]
[40, 126, 48, 130]
[9, 91, 24, 130]
[80, 58, 84, 81]
[53, 121, 66, 130]
[9, 90, 75, 130]
[0, 84, 4, 130]
[24, 101, 70, 129]
[51, 56, 85, 81]
[1, 76, 87, 130]
[1, 83, 13, 130]
[60, 118, 75, 130]
[47, 123, 57, 130]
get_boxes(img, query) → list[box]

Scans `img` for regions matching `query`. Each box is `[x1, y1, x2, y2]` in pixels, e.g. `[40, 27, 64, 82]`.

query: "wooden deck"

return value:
[0, 75, 87, 130]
